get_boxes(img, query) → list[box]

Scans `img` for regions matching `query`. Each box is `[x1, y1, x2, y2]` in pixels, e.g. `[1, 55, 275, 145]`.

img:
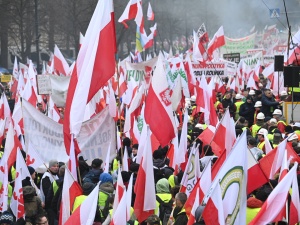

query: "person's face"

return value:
[257, 134, 263, 141]
[31, 172, 36, 180]
[247, 98, 252, 104]
[132, 148, 138, 156]
[265, 91, 272, 98]
[243, 90, 248, 97]
[36, 216, 49, 225]
[50, 164, 59, 173]
[225, 93, 231, 99]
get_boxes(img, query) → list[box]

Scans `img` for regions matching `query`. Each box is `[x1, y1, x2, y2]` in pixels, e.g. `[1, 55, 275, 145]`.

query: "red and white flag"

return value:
[64, 0, 116, 156]
[247, 147, 268, 194]
[10, 150, 25, 220]
[144, 23, 157, 49]
[60, 168, 83, 225]
[112, 167, 125, 216]
[118, 0, 140, 28]
[290, 168, 300, 225]
[187, 187, 200, 225]
[147, 2, 154, 20]
[286, 28, 300, 65]
[103, 142, 111, 173]
[212, 108, 236, 155]
[203, 130, 248, 225]
[0, 163, 9, 212]
[54, 45, 70, 76]
[68, 135, 78, 182]
[202, 182, 225, 225]
[249, 163, 298, 225]
[176, 109, 188, 167]
[111, 187, 127, 225]
[65, 181, 99, 225]
[0, 93, 11, 128]
[207, 26, 225, 57]
[134, 128, 156, 222]
[144, 54, 175, 147]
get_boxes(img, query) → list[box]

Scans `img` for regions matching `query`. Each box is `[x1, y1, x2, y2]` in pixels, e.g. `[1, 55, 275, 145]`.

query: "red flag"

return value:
[147, 2, 154, 20]
[65, 181, 99, 225]
[144, 54, 175, 147]
[54, 45, 70, 76]
[289, 170, 300, 225]
[118, 0, 140, 28]
[134, 129, 156, 222]
[207, 26, 225, 57]
[249, 164, 297, 225]
[64, 0, 116, 155]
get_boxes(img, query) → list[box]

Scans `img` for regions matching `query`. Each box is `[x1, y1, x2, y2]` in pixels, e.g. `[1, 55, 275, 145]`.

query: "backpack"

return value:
[156, 195, 173, 225]
[82, 170, 100, 184]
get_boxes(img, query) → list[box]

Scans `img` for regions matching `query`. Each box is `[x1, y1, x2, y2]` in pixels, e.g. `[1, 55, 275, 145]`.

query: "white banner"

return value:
[22, 100, 116, 165]
[191, 62, 226, 77]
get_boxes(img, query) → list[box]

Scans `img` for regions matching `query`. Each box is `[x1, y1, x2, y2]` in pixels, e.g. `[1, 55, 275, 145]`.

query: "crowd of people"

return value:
[1, 72, 300, 225]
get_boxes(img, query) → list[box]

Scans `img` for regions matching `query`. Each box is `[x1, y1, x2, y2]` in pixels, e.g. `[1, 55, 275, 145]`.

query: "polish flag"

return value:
[79, 32, 84, 49]
[147, 2, 154, 20]
[26, 140, 45, 169]
[118, 0, 140, 28]
[0, 93, 11, 128]
[197, 125, 222, 156]
[64, 0, 116, 156]
[249, 163, 298, 225]
[203, 130, 248, 224]
[212, 108, 236, 155]
[10, 150, 25, 220]
[286, 29, 300, 65]
[187, 187, 200, 225]
[112, 167, 125, 215]
[264, 134, 273, 155]
[59, 168, 83, 225]
[0, 122, 22, 169]
[123, 146, 129, 171]
[289, 169, 300, 225]
[262, 62, 274, 81]
[125, 174, 133, 220]
[68, 135, 78, 182]
[65, 182, 99, 225]
[134, 128, 156, 222]
[144, 23, 157, 49]
[269, 138, 287, 179]
[144, 54, 175, 147]
[21, 80, 37, 107]
[207, 26, 225, 57]
[175, 109, 188, 167]
[193, 30, 205, 62]
[54, 45, 70, 76]
[202, 182, 225, 225]
[247, 147, 268, 194]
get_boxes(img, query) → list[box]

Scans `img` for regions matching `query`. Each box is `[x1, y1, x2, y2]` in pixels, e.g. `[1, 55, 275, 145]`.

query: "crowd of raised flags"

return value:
[1, 0, 300, 224]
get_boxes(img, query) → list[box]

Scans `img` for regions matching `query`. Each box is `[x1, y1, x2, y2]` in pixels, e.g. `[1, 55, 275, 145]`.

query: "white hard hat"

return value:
[195, 123, 204, 130]
[257, 128, 268, 136]
[249, 90, 256, 95]
[288, 133, 298, 141]
[273, 109, 282, 116]
[280, 91, 288, 96]
[235, 93, 243, 100]
[257, 112, 265, 120]
[190, 95, 196, 102]
[254, 101, 262, 107]
[269, 118, 277, 124]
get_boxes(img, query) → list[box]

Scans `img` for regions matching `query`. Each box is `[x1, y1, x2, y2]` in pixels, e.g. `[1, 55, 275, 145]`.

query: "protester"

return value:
[261, 89, 282, 118]
[0, 211, 14, 225]
[172, 192, 188, 225]
[82, 158, 103, 184]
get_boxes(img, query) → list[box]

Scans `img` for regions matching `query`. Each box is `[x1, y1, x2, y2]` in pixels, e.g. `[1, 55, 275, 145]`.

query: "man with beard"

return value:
[239, 95, 255, 127]
[173, 192, 188, 225]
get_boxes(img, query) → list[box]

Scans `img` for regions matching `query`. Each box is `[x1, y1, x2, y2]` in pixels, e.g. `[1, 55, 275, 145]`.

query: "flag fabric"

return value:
[10, 150, 25, 220]
[111, 187, 127, 225]
[112, 167, 125, 216]
[59, 167, 83, 225]
[144, 54, 175, 147]
[202, 182, 225, 225]
[144, 23, 157, 49]
[64, 0, 116, 157]
[286, 29, 300, 65]
[207, 26, 225, 57]
[65, 182, 99, 225]
[135, 1, 148, 53]
[26, 140, 45, 169]
[147, 2, 154, 20]
[249, 163, 298, 225]
[203, 130, 248, 225]
[13, 56, 19, 80]
[289, 168, 300, 225]
[247, 147, 268, 194]
[0, 163, 9, 212]
[176, 109, 188, 167]
[118, 0, 140, 28]
[134, 128, 156, 222]
[187, 187, 200, 225]
[54, 45, 70, 76]
[68, 135, 78, 182]
[103, 142, 111, 173]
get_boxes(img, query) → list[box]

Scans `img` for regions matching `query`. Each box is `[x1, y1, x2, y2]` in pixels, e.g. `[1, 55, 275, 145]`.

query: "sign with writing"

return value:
[192, 63, 226, 77]
[221, 33, 256, 56]
[223, 53, 240, 64]
[36, 75, 51, 95]
[1, 75, 12, 83]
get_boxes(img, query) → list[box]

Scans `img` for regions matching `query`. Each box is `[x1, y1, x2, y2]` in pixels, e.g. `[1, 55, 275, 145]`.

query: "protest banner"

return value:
[191, 62, 226, 77]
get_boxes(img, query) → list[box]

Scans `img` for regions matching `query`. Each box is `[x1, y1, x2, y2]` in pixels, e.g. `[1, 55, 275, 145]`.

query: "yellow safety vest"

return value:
[0, 182, 13, 204]
[246, 207, 261, 224]
[53, 180, 59, 196]
[155, 193, 172, 215]
[257, 141, 265, 150]
[214, 101, 221, 110]
[251, 124, 261, 137]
